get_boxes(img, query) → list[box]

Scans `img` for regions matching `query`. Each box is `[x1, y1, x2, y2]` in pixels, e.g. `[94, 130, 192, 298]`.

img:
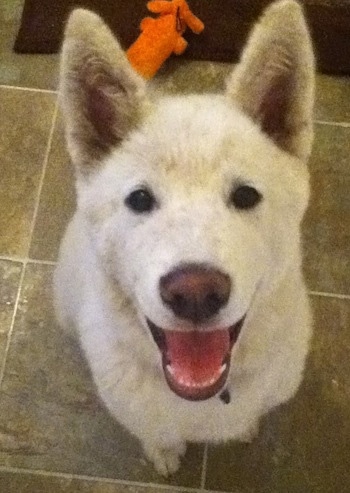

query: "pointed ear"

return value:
[59, 9, 146, 173]
[227, 0, 315, 162]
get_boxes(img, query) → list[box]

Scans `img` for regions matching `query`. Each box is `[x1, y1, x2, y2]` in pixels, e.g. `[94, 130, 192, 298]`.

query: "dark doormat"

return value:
[14, 0, 350, 74]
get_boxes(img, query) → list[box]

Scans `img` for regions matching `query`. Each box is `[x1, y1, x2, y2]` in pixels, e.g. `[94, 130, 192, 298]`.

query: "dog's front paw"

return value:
[144, 441, 186, 476]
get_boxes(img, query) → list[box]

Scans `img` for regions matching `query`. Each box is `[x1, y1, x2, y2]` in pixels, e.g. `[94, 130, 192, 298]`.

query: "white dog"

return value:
[54, 0, 314, 476]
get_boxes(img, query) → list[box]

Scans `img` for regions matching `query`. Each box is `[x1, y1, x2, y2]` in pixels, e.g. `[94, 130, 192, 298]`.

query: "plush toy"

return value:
[127, 0, 204, 79]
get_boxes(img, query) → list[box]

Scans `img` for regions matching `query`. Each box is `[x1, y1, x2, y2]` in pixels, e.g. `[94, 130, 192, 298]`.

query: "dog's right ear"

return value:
[226, 0, 315, 163]
[60, 9, 146, 174]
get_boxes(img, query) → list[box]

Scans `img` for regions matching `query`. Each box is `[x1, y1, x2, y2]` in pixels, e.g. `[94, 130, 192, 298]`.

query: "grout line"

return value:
[315, 119, 350, 128]
[200, 443, 208, 490]
[0, 255, 56, 266]
[0, 466, 223, 493]
[309, 291, 350, 300]
[25, 258, 57, 266]
[0, 255, 25, 264]
[0, 262, 27, 388]
[26, 100, 59, 256]
[0, 84, 58, 95]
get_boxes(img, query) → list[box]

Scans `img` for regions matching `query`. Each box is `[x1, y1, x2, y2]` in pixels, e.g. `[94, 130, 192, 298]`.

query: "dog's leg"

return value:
[77, 308, 187, 477]
[143, 440, 187, 476]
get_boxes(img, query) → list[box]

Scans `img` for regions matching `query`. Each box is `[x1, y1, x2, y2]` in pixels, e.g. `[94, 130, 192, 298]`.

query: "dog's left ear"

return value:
[60, 9, 146, 174]
[227, 0, 315, 162]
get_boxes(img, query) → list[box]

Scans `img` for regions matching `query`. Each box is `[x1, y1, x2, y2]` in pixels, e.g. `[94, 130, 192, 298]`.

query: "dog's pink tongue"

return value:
[165, 330, 229, 384]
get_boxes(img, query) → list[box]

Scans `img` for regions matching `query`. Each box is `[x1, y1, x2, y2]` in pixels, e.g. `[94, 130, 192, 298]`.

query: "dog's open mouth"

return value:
[147, 318, 245, 401]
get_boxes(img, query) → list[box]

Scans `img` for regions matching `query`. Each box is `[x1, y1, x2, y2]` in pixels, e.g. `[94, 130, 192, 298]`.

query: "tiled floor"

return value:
[1, 2, 350, 492]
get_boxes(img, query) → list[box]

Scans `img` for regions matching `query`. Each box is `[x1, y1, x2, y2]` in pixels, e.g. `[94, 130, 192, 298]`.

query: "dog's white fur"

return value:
[54, 0, 314, 475]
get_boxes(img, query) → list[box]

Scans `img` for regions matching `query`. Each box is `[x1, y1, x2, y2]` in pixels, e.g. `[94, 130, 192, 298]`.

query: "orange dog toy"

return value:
[127, 0, 204, 79]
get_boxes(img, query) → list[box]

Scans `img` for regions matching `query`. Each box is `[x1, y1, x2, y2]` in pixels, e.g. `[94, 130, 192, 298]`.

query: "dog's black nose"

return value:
[159, 264, 231, 323]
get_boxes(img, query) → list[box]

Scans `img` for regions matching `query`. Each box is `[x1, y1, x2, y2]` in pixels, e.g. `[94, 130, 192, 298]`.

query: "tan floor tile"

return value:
[0, 471, 188, 493]
[0, 88, 56, 257]
[153, 59, 233, 94]
[303, 124, 350, 295]
[0, 1, 59, 90]
[205, 295, 350, 492]
[0, 260, 22, 371]
[29, 113, 75, 261]
[0, 263, 203, 488]
[315, 75, 350, 123]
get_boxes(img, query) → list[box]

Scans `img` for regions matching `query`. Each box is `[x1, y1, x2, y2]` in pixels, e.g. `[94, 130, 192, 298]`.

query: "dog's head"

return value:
[60, 0, 314, 401]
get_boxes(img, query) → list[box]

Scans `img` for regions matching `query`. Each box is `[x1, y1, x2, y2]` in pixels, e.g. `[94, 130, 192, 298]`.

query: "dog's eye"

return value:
[230, 185, 262, 210]
[125, 188, 156, 213]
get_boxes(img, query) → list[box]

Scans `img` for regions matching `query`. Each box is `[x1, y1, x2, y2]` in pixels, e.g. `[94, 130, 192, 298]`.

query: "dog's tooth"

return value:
[184, 378, 205, 389]
[166, 364, 175, 376]
[166, 366, 224, 389]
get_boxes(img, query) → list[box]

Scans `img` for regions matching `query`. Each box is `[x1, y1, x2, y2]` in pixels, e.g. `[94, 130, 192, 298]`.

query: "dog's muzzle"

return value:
[146, 263, 245, 400]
